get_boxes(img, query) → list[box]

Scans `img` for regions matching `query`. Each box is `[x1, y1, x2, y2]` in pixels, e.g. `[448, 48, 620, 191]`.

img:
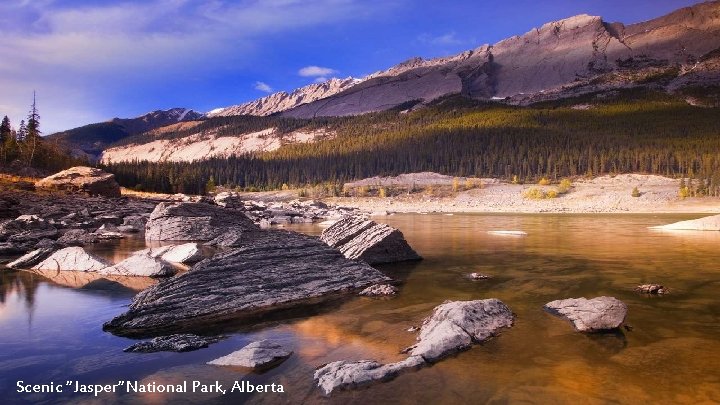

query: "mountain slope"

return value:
[274, 1, 720, 118]
[47, 108, 204, 158]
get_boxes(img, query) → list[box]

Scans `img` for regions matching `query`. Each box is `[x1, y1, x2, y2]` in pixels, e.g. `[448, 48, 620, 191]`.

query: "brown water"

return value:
[1, 214, 719, 404]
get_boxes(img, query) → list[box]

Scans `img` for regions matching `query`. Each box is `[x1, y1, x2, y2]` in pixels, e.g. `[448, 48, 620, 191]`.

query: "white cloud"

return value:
[254, 81, 273, 93]
[0, 0, 396, 132]
[418, 32, 467, 46]
[298, 66, 338, 77]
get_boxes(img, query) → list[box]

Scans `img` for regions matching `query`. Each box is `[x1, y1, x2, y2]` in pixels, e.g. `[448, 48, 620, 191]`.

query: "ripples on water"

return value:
[1, 214, 719, 404]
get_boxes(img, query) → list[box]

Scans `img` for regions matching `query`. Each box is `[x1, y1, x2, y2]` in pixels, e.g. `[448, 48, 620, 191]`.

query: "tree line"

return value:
[101, 89, 720, 195]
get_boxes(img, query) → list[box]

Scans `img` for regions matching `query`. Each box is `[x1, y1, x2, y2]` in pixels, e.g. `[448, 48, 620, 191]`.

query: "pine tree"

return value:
[17, 120, 27, 142]
[26, 91, 41, 165]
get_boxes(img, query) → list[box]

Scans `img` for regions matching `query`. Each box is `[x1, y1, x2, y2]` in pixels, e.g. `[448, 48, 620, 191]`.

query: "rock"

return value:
[116, 225, 139, 233]
[145, 202, 258, 241]
[213, 191, 244, 209]
[0, 197, 20, 219]
[544, 297, 627, 332]
[408, 299, 514, 362]
[124, 334, 225, 353]
[634, 284, 668, 294]
[320, 216, 421, 265]
[207, 340, 292, 370]
[314, 356, 425, 396]
[99, 250, 176, 277]
[650, 214, 720, 231]
[7, 247, 55, 269]
[35, 166, 121, 197]
[469, 272, 491, 280]
[32, 247, 110, 272]
[121, 215, 147, 230]
[56, 229, 100, 245]
[104, 230, 388, 336]
[314, 299, 514, 395]
[149, 243, 203, 264]
[359, 284, 398, 296]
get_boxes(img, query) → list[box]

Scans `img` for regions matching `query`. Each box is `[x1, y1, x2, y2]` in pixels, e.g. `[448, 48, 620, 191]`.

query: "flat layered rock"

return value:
[149, 243, 203, 264]
[7, 247, 54, 269]
[35, 166, 121, 198]
[104, 230, 388, 337]
[314, 299, 514, 395]
[145, 202, 258, 241]
[650, 214, 720, 231]
[99, 250, 176, 277]
[32, 247, 110, 272]
[544, 296, 627, 332]
[208, 340, 292, 370]
[124, 334, 225, 353]
[320, 216, 421, 264]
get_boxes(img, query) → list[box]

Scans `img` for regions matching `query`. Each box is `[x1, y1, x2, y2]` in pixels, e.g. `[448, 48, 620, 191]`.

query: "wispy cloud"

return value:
[417, 32, 468, 46]
[0, 0, 394, 132]
[254, 81, 273, 93]
[298, 66, 338, 77]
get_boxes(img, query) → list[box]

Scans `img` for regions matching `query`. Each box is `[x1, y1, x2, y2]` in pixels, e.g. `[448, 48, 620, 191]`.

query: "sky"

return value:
[0, 0, 705, 133]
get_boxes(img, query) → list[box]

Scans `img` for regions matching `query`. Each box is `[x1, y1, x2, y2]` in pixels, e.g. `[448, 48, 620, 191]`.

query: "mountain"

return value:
[278, 1, 720, 118]
[47, 108, 204, 158]
[207, 77, 360, 117]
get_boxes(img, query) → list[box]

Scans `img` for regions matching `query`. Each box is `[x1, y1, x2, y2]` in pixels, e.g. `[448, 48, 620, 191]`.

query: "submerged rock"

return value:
[469, 272, 491, 280]
[32, 247, 110, 272]
[35, 166, 121, 197]
[104, 230, 388, 336]
[207, 340, 292, 370]
[544, 296, 627, 332]
[124, 334, 225, 353]
[320, 216, 421, 264]
[650, 214, 720, 231]
[314, 299, 514, 395]
[359, 284, 399, 296]
[145, 202, 258, 241]
[634, 284, 668, 295]
[315, 356, 425, 396]
[99, 250, 176, 277]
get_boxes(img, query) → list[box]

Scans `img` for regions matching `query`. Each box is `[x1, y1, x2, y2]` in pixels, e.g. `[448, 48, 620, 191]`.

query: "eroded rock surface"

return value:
[314, 299, 514, 395]
[35, 166, 121, 197]
[544, 296, 627, 332]
[207, 340, 292, 370]
[320, 216, 421, 264]
[359, 284, 398, 296]
[145, 202, 258, 241]
[32, 247, 109, 272]
[100, 250, 176, 277]
[149, 243, 203, 264]
[124, 334, 225, 353]
[104, 230, 388, 336]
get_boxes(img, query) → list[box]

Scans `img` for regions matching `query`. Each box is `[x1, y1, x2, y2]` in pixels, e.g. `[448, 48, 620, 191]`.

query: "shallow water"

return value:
[1, 214, 719, 404]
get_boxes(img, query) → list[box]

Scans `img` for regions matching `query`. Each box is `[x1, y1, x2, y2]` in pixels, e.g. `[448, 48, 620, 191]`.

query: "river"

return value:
[1, 214, 719, 404]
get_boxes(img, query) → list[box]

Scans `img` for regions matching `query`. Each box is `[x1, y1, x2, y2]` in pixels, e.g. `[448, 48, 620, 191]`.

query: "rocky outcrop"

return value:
[149, 243, 203, 264]
[359, 284, 398, 296]
[35, 167, 121, 197]
[104, 230, 388, 337]
[320, 216, 421, 264]
[144, 202, 258, 241]
[99, 250, 176, 277]
[650, 214, 720, 231]
[124, 334, 225, 353]
[31, 247, 110, 272]
[314, 299, 514, 395]
[544, 297, 627, 332]
[7, 247, 55, 269]
[207, 340, 292, 370]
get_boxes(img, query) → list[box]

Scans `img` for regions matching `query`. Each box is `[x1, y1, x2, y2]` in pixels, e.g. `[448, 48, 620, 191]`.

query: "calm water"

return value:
[1, 214, 719, 404]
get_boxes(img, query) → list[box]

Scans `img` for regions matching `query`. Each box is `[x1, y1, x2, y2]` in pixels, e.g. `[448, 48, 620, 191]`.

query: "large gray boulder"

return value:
[31, 247, 110, 272]
[544, 296, 627, 332]
[7, 247, 55, 269]
[314, 299, 514, 395]
[207, 340, 292, 370]
[320, 216, 421, 264]
[104, 230, 388, 337]
[145, 202, 258, 241]
[35, 166, 121, 197]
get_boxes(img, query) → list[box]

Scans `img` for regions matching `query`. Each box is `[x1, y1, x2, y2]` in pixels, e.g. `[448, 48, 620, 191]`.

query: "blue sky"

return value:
[0, 0, 704, 133]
